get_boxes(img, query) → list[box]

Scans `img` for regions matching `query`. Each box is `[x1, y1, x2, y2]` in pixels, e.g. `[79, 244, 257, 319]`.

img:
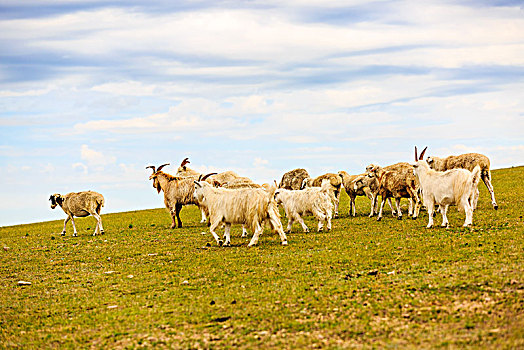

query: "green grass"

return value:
[1, 167, 523, 348]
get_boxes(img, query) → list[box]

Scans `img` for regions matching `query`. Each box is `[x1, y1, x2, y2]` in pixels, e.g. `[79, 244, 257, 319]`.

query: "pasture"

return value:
[1, 166, 522, 348]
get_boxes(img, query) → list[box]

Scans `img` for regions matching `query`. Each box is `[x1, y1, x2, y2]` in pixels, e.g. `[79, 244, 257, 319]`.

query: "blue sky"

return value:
[1, 0, 523, 226]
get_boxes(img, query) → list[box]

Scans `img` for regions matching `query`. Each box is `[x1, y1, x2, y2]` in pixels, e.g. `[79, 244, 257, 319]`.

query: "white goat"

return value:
[175, 157, 251, 223]
[274, 179, 333, 233]
[426, 152, 496, 209]
[413, 147, 482, 228]
[49, 191, 105, 236]
[301, 173, 342, 218]
[193, 180, 288, 247]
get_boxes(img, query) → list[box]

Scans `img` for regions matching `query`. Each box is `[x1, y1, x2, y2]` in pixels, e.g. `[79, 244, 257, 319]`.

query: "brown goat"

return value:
[426, 153, 497, 209]
[147, 164, 202, 229]
[366, 163, 421, 220]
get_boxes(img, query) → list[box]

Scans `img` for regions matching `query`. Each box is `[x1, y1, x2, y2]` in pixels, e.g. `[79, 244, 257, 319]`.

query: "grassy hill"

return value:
[1, 167, 523, 348]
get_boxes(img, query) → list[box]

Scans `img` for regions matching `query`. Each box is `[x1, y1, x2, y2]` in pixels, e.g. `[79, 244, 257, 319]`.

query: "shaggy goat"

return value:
[426, 152, 497, 209]
[49, 191, 105, 236]
[414, 147, 482, 228]
[274, 179, 333, 233]
[175, 157, 252, 221]
[279, 168, 310, 190]
[193, 180, 288, 247]
[366, 163, 421, 221]
[301, 173, 342, 218]
[147, 164, 204, 229]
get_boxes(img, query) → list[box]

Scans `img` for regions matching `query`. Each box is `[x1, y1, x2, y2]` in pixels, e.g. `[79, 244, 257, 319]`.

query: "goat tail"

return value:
[471, 165, 482, 188]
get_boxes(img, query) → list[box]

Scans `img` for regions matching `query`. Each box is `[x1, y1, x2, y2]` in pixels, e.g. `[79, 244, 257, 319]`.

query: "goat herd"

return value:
[49, 147, 498, 247]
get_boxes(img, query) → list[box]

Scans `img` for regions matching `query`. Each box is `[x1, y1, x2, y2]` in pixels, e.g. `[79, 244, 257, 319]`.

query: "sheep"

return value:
[279, 168, 310, 190]
[349, 173, 398, 217]
[413, 147, 482, 228]
[338, 171, 374, 217]
[301, 173, 342, 218]
[147, 163, 204, 229]
[49, 191, 105, 236]
[274, 179, 333, 233]
[193, 180, 288, 247]
[366, 163, 421, 221]
[426, 152, 497, 209]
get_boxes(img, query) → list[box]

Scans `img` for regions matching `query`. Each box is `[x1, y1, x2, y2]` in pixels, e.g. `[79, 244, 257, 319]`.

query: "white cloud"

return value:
[253, 157, 269, 167]
[80, 144, 116, 167]
[72, 162, 88, 174]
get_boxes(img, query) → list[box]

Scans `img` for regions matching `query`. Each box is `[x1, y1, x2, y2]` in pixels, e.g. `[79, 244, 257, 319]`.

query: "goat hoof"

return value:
[61, 232, 66, 236]
[224, 242, 231, 247]
[217, 240, 224, 246]
[73, 233, 78, 237]
[494, 205, 498, 210]
[412, 216, 417, 220]
[377, 217, 382, 222]
[397, 216, 402, 220]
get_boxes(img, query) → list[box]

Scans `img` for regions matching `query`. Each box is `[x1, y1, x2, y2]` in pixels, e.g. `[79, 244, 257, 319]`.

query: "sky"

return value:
[1, 0, 523, 227]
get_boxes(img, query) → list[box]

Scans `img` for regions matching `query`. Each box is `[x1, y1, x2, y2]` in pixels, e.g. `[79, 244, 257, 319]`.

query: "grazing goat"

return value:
[426, 152, 497, 209]
[279, 168, 310, 190]
[338, 171, 373, 217]
[274, 179, 333, 233]
[414, 147, 481, 228]
[301, 173, 342, 218]
[366, 163, 421, 221]
[147, 164, 203, 229]
[193, 180, 288, 247]
[49, 191, 105, 236]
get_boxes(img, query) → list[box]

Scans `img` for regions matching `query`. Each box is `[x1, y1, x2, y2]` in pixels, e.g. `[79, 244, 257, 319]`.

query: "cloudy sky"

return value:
[1, 0, 523, 226]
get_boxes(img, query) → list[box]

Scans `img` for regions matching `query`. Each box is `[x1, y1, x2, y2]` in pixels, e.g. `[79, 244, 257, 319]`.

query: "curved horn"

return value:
[419, 146, 427, 160]
[201, 172, 217, 182]
[198, 174, 203, 181]
[157, 163, 170, 172]
[415, 146, 418, 162]
[180, 157, 190, 167]
[146, 165, 156, 173]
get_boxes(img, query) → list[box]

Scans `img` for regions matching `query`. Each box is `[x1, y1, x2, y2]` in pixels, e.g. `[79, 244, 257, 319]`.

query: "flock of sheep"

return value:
[49, 148, 498, 246]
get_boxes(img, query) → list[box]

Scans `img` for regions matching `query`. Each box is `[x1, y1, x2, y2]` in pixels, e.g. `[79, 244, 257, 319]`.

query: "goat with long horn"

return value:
[147, 163, 204, 229]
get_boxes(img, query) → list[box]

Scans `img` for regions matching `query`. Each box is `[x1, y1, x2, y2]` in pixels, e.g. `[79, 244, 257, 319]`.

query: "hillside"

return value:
[1, 167, 523, 348]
